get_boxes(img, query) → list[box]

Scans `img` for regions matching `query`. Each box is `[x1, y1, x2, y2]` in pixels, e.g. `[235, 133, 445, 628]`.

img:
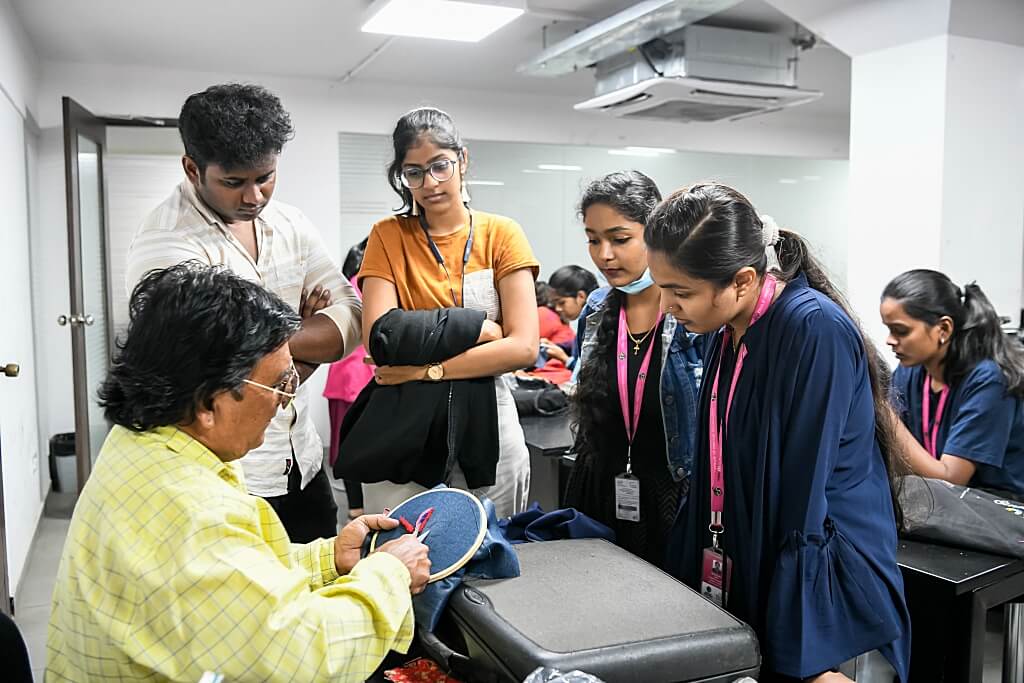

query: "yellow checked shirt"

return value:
[46, 426, 414, 682]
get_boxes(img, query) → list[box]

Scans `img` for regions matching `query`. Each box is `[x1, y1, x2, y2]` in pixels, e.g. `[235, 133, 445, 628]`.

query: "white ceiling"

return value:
[12, 0, 850, 117]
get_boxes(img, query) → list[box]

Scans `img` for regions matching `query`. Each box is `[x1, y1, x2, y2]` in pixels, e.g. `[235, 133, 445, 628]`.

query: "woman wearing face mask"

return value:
[647, 184, 909, 682]
[881, 270, 1024, 498]
[564, 171, 704, 569]
[348, 108, 539, 518]
[540, 265, 599, 371]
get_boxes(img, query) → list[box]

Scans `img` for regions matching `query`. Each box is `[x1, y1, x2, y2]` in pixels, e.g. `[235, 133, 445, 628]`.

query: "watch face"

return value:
[428, 365, 443, 380]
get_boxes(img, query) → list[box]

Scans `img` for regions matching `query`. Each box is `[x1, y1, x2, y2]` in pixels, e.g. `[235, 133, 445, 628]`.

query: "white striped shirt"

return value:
[126, 181, 361, 497]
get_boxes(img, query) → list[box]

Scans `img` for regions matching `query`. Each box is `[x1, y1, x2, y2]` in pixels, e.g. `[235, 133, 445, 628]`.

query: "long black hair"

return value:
[572, 171, 662, 461]
[99, 262, 300, 431]
[883, 269, 1024, 397]
[644, 183, 904, 521]
[386, 107, 465, 215]
[549, 265, 599, 299]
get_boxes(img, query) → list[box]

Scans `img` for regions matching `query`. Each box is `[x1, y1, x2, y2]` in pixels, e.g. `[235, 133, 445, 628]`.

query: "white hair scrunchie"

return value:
[760, 215, 782, 272]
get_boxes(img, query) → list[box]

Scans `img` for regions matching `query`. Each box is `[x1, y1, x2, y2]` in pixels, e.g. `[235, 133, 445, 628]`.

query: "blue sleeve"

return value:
[764, 315, 905, 678]
[890, 365, 911, 418]
[569, 304, 590, 383]
[944, 365, 1015, 468]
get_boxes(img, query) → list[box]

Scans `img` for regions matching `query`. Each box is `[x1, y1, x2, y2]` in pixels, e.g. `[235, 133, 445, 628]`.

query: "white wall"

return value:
[846, 35, 950, 351]
[0, 0, 45, 598]
[939, 35, 1024, 318]
[0, 0, 37, 117]
[847, 32, 1024, 356]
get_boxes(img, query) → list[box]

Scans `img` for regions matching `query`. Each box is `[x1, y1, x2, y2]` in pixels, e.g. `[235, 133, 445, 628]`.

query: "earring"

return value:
[410, 199, 418, 217]
[939, 337, 946, 345]
[461, 183, 471, 204]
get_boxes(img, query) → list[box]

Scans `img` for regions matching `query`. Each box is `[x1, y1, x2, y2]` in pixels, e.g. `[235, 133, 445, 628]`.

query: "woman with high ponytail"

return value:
[646, 183, 909, 682]
[881, 270, 1024, 497]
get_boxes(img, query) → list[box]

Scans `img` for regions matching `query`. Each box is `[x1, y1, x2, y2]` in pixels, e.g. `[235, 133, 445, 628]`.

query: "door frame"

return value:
[61, 99, 179, 493]
[62, 97, 110, 492]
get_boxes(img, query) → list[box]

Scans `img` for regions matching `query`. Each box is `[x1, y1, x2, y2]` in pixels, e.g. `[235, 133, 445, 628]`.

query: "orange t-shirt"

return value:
[359, 211, 539, 320]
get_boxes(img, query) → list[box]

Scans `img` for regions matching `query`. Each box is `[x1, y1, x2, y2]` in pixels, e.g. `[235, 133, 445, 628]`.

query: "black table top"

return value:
[519, 413, 573, 457]
[897, 538, 1024, 594]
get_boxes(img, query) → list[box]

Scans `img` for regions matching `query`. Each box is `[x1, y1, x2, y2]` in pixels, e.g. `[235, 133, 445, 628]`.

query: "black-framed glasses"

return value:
[400, 158, 459, 189]
[242, 363, 299, 410]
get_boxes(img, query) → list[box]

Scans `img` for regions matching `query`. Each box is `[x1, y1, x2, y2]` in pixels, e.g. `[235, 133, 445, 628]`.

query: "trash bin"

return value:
[49, 433, 77, 493]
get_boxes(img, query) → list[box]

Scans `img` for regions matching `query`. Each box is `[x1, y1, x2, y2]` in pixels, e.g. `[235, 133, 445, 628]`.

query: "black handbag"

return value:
[898, 476, 1024, 558]
[510, 376, 569, 416]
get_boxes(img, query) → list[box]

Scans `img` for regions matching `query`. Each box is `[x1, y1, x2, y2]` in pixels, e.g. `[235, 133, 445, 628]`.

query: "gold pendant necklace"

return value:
[627, 327, 654, 355]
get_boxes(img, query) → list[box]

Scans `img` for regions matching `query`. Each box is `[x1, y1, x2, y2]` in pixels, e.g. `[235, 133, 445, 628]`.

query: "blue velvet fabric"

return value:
[499, 503, 616, 544]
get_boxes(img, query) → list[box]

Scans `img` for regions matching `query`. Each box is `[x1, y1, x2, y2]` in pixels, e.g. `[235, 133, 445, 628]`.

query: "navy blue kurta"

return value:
[667, 273, 911, 681]
[892, 360, 1024, 497]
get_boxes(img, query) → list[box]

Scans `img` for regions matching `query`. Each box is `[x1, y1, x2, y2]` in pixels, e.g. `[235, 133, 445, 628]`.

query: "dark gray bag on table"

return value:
[427, 538, 760, 683]
[899, 476, 1024, 558]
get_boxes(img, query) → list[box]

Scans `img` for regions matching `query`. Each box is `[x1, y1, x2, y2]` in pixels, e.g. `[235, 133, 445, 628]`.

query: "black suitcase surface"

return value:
[439, 538, 760, 683]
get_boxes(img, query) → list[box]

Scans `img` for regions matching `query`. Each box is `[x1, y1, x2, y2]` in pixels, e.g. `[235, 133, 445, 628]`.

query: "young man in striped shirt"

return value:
[127, 84, 358, 541]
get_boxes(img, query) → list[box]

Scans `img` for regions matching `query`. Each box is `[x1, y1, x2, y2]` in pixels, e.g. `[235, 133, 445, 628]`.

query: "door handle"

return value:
[58, 314, 96, 327]
[2, 363, 19, 378]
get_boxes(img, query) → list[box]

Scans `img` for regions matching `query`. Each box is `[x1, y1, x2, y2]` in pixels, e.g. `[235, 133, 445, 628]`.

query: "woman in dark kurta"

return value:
[646, 184, 910, 682]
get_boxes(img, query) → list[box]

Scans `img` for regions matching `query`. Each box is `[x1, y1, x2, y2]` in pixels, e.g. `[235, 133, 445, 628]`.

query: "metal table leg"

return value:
[1005, 603, 1024, 683]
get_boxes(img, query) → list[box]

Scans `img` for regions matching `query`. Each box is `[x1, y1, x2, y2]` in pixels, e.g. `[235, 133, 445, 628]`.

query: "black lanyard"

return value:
[417, 210, 474, 307]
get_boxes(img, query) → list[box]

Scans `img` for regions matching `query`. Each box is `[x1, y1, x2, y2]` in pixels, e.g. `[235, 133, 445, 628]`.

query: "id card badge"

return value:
[614, 473, 640, 522]
[699, 546, 732, 607]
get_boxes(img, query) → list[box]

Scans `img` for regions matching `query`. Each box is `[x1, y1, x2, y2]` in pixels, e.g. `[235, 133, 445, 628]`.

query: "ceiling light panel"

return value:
[362, 0, 524, 42]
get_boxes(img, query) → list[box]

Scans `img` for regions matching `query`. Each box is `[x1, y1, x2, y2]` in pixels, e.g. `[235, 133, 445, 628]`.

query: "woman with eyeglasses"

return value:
[340, 107, 539, 517]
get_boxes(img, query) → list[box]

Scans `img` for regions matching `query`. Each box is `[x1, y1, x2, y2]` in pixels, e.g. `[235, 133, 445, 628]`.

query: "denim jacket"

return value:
[569, 287, 705, 484]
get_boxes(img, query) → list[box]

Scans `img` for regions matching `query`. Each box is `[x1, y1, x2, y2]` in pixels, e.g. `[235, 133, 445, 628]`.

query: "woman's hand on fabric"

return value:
[374, 364, 429, 385]
[540, 338, 569, 363]
[478, 319, 504, 344]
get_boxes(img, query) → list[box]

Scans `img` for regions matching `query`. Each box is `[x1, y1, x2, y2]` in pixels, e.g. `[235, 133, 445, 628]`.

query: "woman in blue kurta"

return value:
[646, 184, 910, 682]
[881, 269, 1024, 498]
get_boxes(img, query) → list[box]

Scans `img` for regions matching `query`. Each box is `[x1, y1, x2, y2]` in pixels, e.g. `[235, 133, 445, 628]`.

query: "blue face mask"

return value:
[614, 268, 655, 295]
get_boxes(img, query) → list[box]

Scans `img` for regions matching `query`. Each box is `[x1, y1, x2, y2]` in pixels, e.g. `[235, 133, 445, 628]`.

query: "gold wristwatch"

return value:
[426, 363, 445, 381]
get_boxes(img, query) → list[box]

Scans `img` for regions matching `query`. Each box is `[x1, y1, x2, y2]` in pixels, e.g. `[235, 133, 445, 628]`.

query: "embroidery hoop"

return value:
[368, 487, 488, 582]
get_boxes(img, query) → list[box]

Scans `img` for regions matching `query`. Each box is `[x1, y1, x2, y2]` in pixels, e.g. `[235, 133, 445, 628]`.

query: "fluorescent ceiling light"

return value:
[626, 146, 676, 154]
[362, 0, 524, 43]
[537, 164, 582, 171]
[778, 178, 799, 184]
[522, 169, 554, 174]
[608, 148, 660, 158]
[467, 180, 505, 186]
[608, 145, 677, 158]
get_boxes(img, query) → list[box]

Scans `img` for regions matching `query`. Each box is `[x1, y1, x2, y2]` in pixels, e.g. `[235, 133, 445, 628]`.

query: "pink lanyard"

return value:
[616, 306, 663, 475]
[921, 374, 950, 459]
[707, 274, 778, 538]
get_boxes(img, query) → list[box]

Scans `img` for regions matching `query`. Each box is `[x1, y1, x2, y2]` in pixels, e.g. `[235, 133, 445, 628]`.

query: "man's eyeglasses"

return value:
[242, 363, 299, 410]
[400, 158, 459, 189]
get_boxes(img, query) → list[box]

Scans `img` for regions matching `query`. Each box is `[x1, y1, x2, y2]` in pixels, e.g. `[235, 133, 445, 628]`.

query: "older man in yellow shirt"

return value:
[46, 263, 430, 682]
